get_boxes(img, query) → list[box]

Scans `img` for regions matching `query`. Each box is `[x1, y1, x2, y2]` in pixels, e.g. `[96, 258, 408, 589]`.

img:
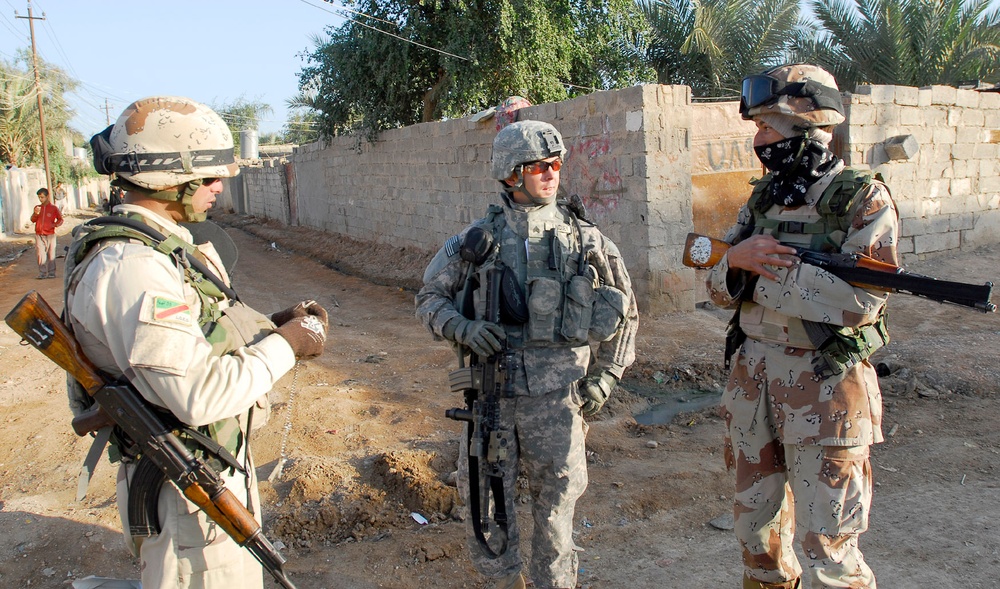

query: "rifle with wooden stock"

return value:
[4, 291, 297, 589]
[682, 232, 997, 313]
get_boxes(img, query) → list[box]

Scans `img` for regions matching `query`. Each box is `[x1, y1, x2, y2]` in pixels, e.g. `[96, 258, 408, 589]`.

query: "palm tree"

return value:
[797, 0, 1000, 90]
[640, 0, 804, 97]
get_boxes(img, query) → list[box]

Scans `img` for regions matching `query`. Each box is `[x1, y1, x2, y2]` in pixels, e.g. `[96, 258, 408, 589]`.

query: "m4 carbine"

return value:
[5, 291, 297, 589]
[445, 264, 518, 559]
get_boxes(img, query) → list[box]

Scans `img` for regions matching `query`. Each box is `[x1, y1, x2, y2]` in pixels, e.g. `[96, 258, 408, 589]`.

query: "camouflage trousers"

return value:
[457, 383, 589, 589]
[723, 345, 877, 588]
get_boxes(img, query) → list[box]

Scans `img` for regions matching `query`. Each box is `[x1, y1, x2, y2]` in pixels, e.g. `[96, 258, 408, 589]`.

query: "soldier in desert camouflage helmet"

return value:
[67, 96, 329, 588]
[416, 120, 638, 589]
[708, 64, 899, 588]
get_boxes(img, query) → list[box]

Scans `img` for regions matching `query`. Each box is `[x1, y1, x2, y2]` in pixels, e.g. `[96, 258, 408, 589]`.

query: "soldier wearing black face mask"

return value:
[707, 64, 900, 589]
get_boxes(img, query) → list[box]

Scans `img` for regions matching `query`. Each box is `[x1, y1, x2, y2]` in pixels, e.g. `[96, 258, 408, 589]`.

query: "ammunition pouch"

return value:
[806, 311, 890, 378]
[590, 284, 628, 341]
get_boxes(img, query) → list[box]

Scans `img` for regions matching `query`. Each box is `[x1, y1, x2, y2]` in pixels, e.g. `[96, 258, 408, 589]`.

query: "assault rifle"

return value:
[682, 232, 996, 313]
[445, 263, 518, 559]
[4, 291, 297, 589]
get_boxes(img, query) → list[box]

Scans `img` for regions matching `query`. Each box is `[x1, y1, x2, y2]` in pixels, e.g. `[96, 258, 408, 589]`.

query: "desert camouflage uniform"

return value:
[65, 204, 295, 589]
[416, 193, 637, 588]
[708, 160, 898, 588]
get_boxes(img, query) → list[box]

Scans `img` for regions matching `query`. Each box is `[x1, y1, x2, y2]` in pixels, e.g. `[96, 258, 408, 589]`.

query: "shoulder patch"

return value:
[444, 234, 461, 258]
[150, 296, 193, 326]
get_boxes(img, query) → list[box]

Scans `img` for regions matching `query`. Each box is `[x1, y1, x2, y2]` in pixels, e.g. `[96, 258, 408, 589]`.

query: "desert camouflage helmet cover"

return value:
[744, 63, 845, 128]
[102, 96, 239, 191]
[491, 120, 565, 180]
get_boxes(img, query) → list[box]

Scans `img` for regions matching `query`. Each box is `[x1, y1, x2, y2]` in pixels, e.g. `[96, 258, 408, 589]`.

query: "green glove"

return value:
[444, 318, 505, 358]
[580, 372, 618, 416]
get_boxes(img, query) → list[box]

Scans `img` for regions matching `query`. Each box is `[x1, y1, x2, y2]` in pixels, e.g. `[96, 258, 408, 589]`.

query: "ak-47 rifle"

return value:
[445, 247, 518, 559]
[4, 291, 297, 589]
[682, 232, 997, 313]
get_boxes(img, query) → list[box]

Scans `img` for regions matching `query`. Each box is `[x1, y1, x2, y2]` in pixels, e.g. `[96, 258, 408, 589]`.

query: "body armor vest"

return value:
[737, 169, 890, 377]
[65, 216, 273, 466]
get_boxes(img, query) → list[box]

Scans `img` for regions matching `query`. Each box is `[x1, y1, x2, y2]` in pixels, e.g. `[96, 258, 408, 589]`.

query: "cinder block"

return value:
[930, 85, 958, 105]
[883, 135, 920, 161]
[913, 231, 960, 254]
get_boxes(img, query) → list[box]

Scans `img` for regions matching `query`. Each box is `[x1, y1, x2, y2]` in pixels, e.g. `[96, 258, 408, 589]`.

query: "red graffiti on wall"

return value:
[563, 131, 625, 218]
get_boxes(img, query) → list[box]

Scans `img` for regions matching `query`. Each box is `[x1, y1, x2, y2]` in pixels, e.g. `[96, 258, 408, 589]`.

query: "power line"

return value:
[298, 0, 472, 62]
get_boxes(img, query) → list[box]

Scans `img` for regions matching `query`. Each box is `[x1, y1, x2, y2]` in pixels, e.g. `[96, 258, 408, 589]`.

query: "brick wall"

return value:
[240, 83, 1000, 312]
[842, 85, 1000, 257]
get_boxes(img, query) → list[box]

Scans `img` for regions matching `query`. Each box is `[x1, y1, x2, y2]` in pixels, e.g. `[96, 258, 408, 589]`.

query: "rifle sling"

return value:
[465, 422, 509, 559]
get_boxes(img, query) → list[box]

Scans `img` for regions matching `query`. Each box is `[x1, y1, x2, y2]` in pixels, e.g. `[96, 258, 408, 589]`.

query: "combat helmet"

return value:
[740, 64, 845, 131]
[491, 120, 565, 182]
[90, 96, 239, 222]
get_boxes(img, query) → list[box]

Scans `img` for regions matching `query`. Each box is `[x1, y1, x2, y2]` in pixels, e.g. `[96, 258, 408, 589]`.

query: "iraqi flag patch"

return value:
[152, 296, 193, 325]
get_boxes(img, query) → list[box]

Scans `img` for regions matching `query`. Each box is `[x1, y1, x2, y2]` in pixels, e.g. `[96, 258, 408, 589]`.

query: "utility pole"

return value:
[16, 1, 51, 191]
[104, 99, 112, 126]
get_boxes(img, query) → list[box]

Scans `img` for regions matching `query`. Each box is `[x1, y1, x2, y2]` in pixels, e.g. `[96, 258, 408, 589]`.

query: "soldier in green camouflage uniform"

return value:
[416, 120, 638, 589]
[707, 65, 899, 589]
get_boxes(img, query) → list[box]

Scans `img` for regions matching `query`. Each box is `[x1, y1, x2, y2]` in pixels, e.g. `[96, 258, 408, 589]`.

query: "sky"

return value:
[0, 0, 346, 138]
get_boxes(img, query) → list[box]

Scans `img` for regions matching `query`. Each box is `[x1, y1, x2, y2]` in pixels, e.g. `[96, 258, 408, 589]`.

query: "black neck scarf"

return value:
[754, 136, 840, 207]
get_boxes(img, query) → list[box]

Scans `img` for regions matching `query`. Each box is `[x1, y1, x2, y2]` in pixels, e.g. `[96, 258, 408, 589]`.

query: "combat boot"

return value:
[743, 576, 801, 589]
[493, 572, 527, 589]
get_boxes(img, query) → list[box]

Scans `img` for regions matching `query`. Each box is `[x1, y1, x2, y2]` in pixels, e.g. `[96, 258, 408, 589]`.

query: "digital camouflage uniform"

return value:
[708, 160, 898, 588]
[416, 190, 638, 588]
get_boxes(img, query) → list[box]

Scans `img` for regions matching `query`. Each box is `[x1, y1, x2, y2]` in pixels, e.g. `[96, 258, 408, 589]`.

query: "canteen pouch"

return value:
[561, 274, 595, 343]
[526, 277, 562, 342]
[589, 285, 628, 341]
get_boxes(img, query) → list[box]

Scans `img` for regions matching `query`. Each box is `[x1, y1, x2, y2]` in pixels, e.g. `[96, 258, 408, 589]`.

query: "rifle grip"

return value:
[72, 405, 114, 436]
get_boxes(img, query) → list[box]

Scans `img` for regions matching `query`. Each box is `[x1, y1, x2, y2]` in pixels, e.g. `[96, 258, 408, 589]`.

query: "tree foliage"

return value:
[212, 96, 274, 153]
[640, 0, 805, 97]
[299, 0, 653, 137]
[0, 52, 79, 183]
[795, 0, 1000, 90]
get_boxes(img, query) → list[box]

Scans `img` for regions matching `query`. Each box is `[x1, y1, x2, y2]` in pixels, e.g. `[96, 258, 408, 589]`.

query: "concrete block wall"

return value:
[241, 82, 1000, 312]
[286, 85, 695, 312]
[846, 85, 1000, 257]
[241, 160, 290, 225]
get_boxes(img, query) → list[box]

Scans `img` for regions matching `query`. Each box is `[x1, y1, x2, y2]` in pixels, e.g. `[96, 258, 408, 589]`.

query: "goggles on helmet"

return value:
[739, 74, 845, 120]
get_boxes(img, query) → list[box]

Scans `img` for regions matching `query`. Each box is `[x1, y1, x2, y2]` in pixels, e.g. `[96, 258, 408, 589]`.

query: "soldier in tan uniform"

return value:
[708, 65, 899, 589]
[66, 96, 328, 589]
[416, 120, 638, 589]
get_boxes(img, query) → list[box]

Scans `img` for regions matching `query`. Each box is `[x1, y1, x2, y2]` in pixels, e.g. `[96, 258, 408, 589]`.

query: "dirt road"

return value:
[0, 210, 997, 588]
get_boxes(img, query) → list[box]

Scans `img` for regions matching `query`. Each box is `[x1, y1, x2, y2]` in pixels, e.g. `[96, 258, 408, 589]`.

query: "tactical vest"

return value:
[738, 169, 891, 377]
[474, 202, 626, 347]
[65, 215, 273, 469]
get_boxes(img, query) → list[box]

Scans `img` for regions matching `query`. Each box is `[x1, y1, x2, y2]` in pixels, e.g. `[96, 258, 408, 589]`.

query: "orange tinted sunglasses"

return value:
[521, 159, 562, 175]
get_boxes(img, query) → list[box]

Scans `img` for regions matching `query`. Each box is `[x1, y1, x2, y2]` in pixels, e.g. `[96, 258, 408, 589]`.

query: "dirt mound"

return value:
[269, 450, 458, 550]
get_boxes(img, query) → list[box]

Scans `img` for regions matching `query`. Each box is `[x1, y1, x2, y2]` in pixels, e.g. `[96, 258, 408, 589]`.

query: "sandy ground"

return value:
[0, 210, 998, 589]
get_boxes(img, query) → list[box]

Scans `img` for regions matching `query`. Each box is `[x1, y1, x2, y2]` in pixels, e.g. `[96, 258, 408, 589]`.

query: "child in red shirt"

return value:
[30, 187, 63, 279]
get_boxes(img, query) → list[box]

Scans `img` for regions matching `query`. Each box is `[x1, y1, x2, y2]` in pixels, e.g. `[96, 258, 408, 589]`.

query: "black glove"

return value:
[275, 315, 327, 360]
[580, 371, 618, 416]
[271, 300, 328, 330]
[445, 318, 505, 358]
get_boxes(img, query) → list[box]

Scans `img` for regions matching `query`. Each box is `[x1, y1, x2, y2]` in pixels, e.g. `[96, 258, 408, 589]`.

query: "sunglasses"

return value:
[521, 159, 562, 175]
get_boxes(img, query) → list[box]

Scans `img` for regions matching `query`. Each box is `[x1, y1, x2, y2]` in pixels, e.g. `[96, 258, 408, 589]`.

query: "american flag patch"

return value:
[444, 234, 461, 257]
[152, 297, 192, 324]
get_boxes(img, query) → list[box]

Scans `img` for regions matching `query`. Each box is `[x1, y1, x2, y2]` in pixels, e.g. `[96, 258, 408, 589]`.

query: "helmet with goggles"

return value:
[90, 96, 239, 222]
[491, 120, 565, 181]
[739, 64, 845, 129]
